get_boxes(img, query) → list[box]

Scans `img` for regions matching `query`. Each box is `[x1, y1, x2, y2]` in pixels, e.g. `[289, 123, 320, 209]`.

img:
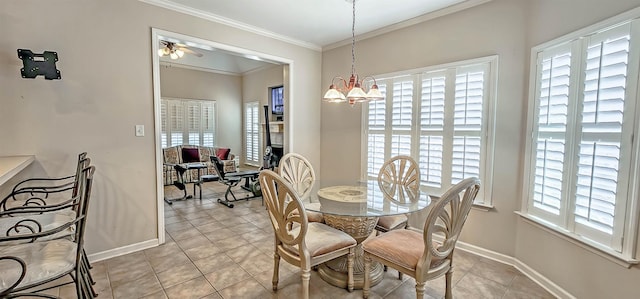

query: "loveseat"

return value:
[163, 145, 236, 185]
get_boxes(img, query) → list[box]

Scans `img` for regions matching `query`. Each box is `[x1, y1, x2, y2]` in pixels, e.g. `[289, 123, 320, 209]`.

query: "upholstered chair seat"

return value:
[284, 222, 356, 257]
[375, 214, 409, 233]
[0, 239, 76, 291]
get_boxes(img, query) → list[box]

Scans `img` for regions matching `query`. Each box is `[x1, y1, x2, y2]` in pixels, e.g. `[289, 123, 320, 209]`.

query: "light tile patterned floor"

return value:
[41, 182, 555, 298]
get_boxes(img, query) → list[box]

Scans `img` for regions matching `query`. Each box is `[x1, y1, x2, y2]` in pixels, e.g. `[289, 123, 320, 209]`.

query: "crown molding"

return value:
[160, 61, 241, 76]
[323, 0, 493, 51]
[139, 0, 322, 51]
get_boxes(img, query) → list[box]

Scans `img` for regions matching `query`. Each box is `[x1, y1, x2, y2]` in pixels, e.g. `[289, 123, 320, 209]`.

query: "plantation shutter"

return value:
[532, 45, 572, 217]
[419, 73, 445, 188]
[451, 65, 486, 184]
[391, 79, 413, 157]
[573, 24, 631, 247]
[367, 83, 387, 177]
[169, 100, 184, 146]
[161, 100, 168, 148]
[186, 101, 201, 145]
[245, 102, 260, 164]
[201, 102, 215, 147]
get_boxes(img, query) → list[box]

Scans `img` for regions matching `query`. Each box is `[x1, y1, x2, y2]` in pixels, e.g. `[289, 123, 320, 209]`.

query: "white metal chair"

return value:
[362, 177, 481, 299]
[259, 170, 356, 299]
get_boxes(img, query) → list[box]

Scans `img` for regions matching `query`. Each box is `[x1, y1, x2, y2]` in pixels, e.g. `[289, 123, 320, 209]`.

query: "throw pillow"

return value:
[182, 147, 200, 163]
[216, 148, 230, 160]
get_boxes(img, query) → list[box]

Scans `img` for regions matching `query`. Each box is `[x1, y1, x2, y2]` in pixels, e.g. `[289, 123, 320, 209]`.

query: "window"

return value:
[363, 56, 497, 205]
[161, 98, 216, 148]
[523, 13, 640, 260]
[245, 102, 260, 165]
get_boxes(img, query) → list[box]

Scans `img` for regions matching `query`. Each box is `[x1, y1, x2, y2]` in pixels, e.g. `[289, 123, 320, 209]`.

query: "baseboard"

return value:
[87, 239, 159, 263]
[409, 228, 574, 299]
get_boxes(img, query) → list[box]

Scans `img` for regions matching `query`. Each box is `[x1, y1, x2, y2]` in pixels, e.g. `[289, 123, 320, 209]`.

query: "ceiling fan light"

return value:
[158, 49, 165, 56]
[169, 52, 179, 60]
[175, 49, 185, 58]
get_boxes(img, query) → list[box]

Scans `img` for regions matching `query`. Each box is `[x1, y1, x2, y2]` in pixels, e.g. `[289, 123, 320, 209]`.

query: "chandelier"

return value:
[158, 42, 184, 60]
[323, 0, 383, 106]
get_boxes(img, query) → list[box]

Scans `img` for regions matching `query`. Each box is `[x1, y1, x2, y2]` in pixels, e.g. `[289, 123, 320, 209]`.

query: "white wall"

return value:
[160, 66, 242, 151]
[0, 0, 322, 256]
[321, 0, 640, 297]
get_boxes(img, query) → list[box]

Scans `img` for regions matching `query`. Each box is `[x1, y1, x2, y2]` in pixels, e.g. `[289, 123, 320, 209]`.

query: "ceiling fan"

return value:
[158, 41, 203, 59]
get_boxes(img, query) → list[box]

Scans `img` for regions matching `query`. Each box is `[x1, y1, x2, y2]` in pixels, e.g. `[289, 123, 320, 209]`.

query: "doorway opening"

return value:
[151, 28, 292, 244]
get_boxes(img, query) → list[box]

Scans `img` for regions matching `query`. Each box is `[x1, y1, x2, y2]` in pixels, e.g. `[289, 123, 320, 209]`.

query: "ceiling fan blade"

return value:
[179, 47, 203, 57]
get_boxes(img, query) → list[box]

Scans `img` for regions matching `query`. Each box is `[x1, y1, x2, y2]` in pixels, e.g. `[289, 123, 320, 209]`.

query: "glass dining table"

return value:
[300, 178, 432, 289]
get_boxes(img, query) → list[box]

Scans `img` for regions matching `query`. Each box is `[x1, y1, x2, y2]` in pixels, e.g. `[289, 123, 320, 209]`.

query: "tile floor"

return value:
[40, 181, 555, 299]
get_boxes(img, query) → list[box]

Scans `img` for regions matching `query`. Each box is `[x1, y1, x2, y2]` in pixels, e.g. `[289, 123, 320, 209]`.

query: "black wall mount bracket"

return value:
[17, 49, 61, 80]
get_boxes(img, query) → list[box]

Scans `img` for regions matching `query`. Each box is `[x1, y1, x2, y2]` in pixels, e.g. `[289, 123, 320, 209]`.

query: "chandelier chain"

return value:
[351, 0, 356, 76]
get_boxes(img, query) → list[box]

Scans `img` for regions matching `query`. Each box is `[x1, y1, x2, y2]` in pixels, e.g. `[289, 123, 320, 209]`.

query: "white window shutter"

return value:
[451, 67, 485, 184]
[245, 102, 260, 164]
[368, 84, 386, 130]
[201, 102, 215, 147]
[392, 80, 413, 130]
[419, 74, 446, 188]
[187, 101, 201, 145]
[169, 100, 184, 146]
[367, 134, 385, 177]
[532, 46, 572, 216]
[366, 83, 387, 177]
[161, 100, 168, 148]
[574, 25, 630, 242]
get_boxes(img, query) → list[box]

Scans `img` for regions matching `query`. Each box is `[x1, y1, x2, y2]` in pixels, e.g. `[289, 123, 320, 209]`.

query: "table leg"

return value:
[318, 215, 385, 289]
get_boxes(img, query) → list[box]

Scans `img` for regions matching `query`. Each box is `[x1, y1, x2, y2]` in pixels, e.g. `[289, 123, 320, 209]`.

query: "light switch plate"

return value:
[135, 125, 144, 137]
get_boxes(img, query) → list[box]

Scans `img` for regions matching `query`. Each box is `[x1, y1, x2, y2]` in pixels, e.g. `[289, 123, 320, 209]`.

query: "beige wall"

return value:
[241, 65, 284, 165]
[322, 0, 527, 256]
[321, 0, 640, 297]
[516, 1, 640, 298]
[160, 66, 242, 152]
[0, 0, 322, 255]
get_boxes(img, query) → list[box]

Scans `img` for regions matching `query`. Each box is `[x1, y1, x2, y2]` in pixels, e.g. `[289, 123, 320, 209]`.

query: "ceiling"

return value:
[152, 0, 489, 75]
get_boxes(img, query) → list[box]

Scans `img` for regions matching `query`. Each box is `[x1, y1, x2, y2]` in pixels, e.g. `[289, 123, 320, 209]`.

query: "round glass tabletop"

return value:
[301, 179, 432, 217]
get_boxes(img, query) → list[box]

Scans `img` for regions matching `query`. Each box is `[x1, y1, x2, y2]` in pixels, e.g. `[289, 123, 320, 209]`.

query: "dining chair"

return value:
[362, 177, 481, 299]
[1, 153, 89, 213]
[375, 155, 420, 233]
[259, 170, 357, 299]
[278, 153, 323, 223]
[0, 166, 97, 298]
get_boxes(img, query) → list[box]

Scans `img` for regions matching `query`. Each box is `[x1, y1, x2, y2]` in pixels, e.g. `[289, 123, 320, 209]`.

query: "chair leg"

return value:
[399, 271, 403, 280]
[445, 270, 453, 299]
[347, 248, 354, 292]
[272, 253, 280, 291]
[363, 254, 371, 299]
[416, 281, 426, 299]
[301, 269, 311, 299]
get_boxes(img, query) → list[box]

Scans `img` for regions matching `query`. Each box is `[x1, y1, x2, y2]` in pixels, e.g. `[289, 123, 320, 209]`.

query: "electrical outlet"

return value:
[135, 125, 144, 137]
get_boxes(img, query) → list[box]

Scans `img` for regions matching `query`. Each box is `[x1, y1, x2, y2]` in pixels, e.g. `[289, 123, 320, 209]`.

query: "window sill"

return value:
[515, 211, 639, 268]
[472, 202, 494, 211]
